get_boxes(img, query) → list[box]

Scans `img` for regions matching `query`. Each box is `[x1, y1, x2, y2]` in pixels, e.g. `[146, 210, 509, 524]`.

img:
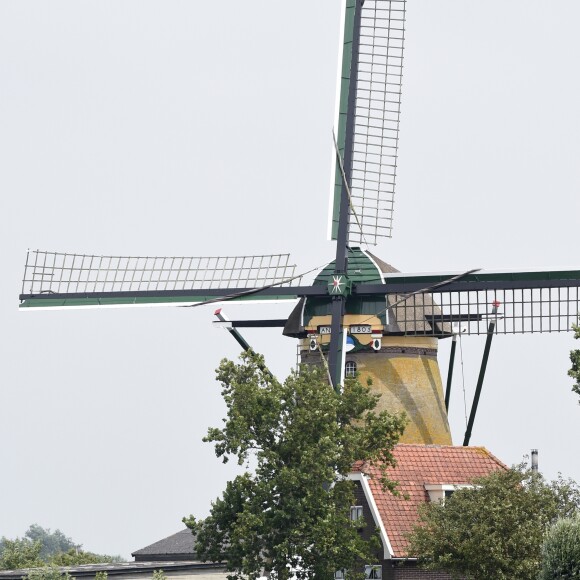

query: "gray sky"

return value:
[1, 0, 580, 560]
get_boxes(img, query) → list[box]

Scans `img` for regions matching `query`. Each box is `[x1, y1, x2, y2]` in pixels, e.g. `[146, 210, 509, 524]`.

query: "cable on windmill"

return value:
[358, 268, 481, 326]
[317, 343, 334, 386]
[181, 262, 331, 309]
[333, 129, 370, 248]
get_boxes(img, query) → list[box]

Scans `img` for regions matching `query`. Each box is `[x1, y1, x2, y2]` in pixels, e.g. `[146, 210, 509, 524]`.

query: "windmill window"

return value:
[345, 361, 357, 378]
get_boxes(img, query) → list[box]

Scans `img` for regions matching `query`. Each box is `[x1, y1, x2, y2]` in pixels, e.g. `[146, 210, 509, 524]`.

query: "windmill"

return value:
[18, 0, 580, 447]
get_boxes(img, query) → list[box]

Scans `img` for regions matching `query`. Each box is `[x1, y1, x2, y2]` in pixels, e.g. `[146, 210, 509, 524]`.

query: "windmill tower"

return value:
[18, 0, 580, 447]
[284, 248, 453, 445]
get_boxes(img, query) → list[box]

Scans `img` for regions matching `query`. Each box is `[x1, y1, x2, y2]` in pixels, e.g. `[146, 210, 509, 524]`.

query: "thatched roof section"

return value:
[367, 252, 452, 336]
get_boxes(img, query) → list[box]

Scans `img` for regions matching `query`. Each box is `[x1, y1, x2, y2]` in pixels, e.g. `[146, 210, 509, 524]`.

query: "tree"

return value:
[24, 566, 73, 580]
[0, 526, 122, 569]
[184, 351, 407, 580]
[406, 466, 580, 580]
[24, 526, 78, 561]
[0, 538, 43, 570]
[540, 512, 580, 579]
[569, 324, 580, 402]
[49, 549, 122, 566]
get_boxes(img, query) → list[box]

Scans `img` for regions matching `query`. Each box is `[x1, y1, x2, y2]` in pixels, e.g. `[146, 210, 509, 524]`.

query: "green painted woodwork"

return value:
[330, 0, 356, 240]
[313, 247, 383, 286]
[380, 269, 580, 287]
[306, 248, 387, 323]
[305, 295, 388, 326]
[18, 293, 298, 309]
[327, 274, 352, 296]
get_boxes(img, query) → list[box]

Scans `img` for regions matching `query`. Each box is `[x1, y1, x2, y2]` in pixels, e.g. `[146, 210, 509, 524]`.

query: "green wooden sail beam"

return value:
[329, 0, 357, 242]
[18, 291, 304, 310]
[358, 268, 580, 292]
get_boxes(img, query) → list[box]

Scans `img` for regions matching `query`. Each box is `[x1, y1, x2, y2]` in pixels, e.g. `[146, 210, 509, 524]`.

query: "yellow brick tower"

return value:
[284, 248, 452, 445]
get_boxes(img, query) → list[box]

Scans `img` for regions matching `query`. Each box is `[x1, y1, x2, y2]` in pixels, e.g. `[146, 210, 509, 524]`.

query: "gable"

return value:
[351, 444, 506, 558]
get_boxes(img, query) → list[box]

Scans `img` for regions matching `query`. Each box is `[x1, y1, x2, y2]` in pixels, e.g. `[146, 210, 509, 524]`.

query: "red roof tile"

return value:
[355, 444, 506, 558]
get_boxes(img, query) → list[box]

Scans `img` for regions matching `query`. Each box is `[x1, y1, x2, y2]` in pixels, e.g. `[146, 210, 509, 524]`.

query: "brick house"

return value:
[348, 444, 506, 580]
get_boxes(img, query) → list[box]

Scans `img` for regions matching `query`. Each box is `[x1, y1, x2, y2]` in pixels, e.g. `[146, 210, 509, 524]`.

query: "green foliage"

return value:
[49, 549, 121, 566]
[24, 526, 78, 561]
[184, 351, 406, 580]
[24, 566, 74, 580]
[540, 513, 580, 579]
[0, 538, 43, 570]
[95, 573, 108, 580]
[152, 571, 166, 580]
[569, 324, 580, 402]
[0, 526, 122, 570]
[407, 466, 580, 580]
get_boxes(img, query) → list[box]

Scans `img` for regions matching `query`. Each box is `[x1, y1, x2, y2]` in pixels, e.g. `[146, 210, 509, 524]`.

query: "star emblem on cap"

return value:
[331, 275, 344, 294]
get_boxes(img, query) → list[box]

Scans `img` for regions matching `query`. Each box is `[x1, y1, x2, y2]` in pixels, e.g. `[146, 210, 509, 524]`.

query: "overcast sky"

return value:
[1, 0, 580, 560]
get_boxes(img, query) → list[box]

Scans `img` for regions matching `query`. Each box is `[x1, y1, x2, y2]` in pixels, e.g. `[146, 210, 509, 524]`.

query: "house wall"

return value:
[352, 482, 463, 580]
[114, 573, 228, 580]
[385, 562, 463, 580]
[353, 480, 381, 549]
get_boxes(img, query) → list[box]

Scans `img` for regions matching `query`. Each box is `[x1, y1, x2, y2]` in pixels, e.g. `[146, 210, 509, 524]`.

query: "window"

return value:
[334, 571, 346, 580]
[345, 361, 357, 378]
[365, 565, 382, 579]
[425, 484, 471, 503]
[350, 505, 363, 521]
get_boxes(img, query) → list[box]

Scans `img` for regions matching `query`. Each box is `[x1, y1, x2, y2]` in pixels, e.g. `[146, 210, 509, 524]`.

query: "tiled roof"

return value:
[0, 561, 225, 579]
[355, 444, 506, 558]
[132, 528, 195, 558]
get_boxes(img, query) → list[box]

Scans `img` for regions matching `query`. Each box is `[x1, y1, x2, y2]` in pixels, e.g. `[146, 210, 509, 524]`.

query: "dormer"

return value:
[424, 484, 472, 503]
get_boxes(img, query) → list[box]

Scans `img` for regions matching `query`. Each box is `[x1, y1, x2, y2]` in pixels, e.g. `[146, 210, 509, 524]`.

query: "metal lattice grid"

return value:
[388, 286, 580, 336]
[22, 250, 298, 296]
[349, 0, 406, 245]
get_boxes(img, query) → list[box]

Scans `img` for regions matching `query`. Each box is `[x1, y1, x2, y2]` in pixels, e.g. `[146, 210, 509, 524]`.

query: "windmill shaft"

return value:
[329, 0, 364, 390]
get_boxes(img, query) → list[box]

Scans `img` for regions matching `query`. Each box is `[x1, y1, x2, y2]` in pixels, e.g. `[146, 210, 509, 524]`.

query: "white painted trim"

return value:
[361, 249, 386, 284]
[349, 472, 394, 560]
[361, 248, 389, 325]
[18, 298, 299, 312]
[339, 329, 347, 387]
[424, 484, 473, 491]
[424, 484, 473, 504]
[299, 296, 307, 328]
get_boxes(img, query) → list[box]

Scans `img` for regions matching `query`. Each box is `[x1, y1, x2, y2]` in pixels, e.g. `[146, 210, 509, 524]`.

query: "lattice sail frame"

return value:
[330, 0, 406, 245]
[387, 286, 580, 336]
[21, 250, 298, 296]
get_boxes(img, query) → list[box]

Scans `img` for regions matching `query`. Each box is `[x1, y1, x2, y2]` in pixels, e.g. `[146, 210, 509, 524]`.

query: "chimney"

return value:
[531, 449, 539, 472]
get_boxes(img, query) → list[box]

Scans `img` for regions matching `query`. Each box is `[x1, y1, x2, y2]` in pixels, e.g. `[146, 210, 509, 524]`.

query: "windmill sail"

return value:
[20, 250, 300, 309]
[373, 270, 580, 336]
[329, 0, 406, 246]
